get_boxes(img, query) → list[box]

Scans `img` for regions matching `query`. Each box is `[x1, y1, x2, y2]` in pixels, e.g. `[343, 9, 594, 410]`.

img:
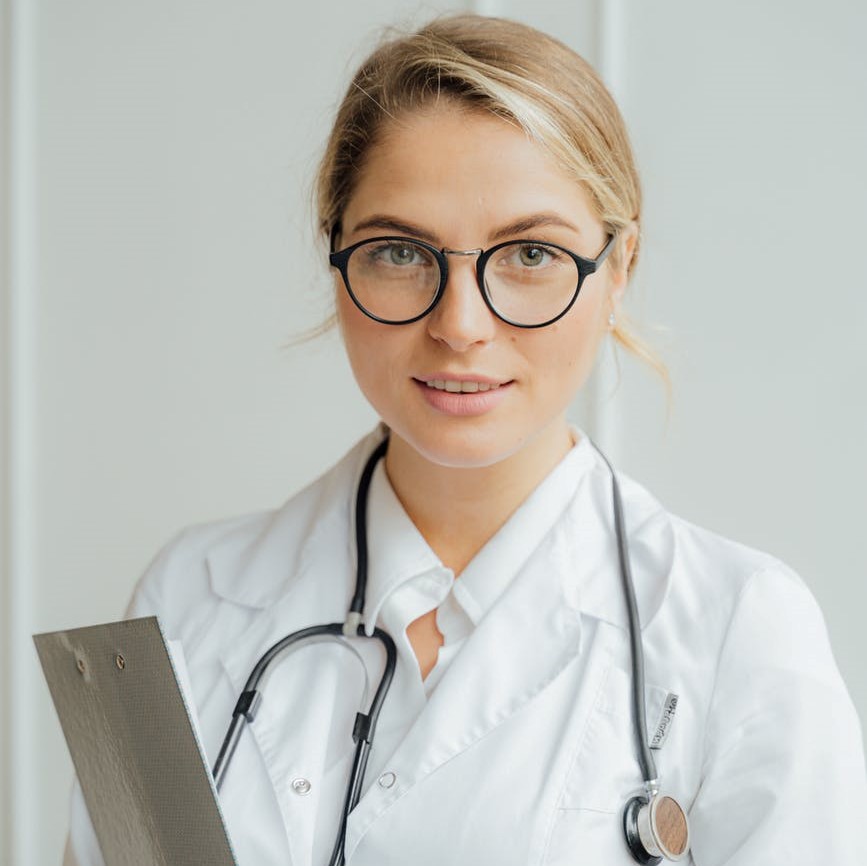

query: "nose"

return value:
[425, 252, 497, 350]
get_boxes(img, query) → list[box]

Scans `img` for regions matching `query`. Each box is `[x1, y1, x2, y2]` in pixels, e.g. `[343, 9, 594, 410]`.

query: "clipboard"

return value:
[34, 616, 238, 866]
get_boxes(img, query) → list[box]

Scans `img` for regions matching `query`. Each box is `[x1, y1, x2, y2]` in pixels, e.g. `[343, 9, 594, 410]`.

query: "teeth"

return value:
[425, 379, 501, 393]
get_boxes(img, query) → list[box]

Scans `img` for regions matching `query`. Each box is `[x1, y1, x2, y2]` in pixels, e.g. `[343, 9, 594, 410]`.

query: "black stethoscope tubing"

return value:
[212, 434, 681, 865]
[593, 445, 657, 788]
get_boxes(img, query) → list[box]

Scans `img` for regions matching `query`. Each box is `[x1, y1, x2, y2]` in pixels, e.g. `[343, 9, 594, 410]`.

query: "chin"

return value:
[389, 420, 528, 470]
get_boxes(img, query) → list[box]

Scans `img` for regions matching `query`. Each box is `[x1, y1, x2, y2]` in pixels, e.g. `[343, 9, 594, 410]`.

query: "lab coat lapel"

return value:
[344, 524, 586, 858]
[358, 457, 673, 792]
[216, 567, 359, 866]
[203, 433, 388, 866]
[215, 582, 318, 866]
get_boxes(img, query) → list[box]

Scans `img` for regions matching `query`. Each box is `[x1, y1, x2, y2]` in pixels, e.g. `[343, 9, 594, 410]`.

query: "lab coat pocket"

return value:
[559, 664, 670, 812]
[543, 666, 672, 864]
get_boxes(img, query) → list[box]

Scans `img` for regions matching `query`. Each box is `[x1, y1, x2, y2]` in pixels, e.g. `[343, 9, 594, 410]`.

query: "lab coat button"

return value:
[377, 771, 396, 789]
[291, 777, 312, 795]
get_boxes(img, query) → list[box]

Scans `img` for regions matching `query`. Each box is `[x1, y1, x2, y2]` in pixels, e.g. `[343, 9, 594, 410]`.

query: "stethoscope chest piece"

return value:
[623, 793, 690, 863]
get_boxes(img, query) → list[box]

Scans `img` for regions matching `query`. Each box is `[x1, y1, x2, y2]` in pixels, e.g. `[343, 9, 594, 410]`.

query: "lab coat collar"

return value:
[204, 424, 674, 632]
[562, 456, 675, 631]
[204, 428, 386, 608]
[453, 431, 597, 623]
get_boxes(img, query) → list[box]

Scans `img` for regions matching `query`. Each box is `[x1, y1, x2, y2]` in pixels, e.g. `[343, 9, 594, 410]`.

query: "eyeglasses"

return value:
[328, 232, 617, 328]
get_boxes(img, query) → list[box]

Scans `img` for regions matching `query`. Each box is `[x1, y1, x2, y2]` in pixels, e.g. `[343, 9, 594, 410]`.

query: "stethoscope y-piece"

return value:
[213, 435, 689, 864]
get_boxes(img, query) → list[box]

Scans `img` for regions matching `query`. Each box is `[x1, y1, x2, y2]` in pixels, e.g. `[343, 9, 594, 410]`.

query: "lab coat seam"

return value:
[538, 656, 615, 864]
[555, 804, 618, 815]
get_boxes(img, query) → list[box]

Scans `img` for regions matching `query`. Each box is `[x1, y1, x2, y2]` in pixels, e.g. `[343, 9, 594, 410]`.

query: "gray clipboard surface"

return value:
[34, 616, 237, 866]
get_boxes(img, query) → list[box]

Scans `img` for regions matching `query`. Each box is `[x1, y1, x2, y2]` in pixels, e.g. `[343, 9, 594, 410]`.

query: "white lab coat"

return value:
[66, 427, 867, 865]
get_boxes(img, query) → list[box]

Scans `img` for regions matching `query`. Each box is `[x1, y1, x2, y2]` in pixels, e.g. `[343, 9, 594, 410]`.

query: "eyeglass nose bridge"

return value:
[436, 248, 488, 312]
[441, 247, 483, 257]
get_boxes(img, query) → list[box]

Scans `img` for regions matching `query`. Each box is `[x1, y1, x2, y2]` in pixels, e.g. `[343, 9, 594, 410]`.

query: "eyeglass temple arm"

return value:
[590, 234, 618, 271]
[329, 223, 341, 253]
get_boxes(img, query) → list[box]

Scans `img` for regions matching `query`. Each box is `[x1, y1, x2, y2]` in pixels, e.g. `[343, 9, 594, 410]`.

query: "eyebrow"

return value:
[348, 212, 582, 246]
[349, 216, 440, 245]
[488, 214, 582, 242]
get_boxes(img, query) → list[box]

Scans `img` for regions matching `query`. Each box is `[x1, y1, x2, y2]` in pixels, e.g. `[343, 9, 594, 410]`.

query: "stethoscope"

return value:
[210, 436, 690, 864]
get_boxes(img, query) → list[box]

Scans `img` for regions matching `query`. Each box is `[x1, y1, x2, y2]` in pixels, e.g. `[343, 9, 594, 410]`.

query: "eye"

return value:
[518, 245, 550, 267]
[389, 243, 416, 265]
[494, 242, 564, 270]
[367, 241, 430, 267]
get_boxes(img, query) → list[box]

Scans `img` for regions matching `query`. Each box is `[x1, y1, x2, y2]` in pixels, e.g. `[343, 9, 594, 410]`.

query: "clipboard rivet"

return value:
[291, 777, 312, 796]
[76, 658, 86, 675]
[115, 654, 126, 670]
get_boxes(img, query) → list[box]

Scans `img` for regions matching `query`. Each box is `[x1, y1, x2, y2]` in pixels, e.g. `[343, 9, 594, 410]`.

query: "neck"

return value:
[383, 419, 574, 575]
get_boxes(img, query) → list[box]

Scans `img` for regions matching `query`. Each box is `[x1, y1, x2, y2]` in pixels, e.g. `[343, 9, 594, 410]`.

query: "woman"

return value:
[66, 14, 867, 865]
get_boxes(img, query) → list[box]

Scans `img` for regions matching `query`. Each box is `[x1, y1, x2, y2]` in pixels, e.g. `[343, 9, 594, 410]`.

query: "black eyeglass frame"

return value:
[328, 228, 617, 329]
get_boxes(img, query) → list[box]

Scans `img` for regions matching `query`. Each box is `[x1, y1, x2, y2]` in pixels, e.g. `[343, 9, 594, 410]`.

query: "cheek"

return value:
[337, 295, 380, 380]
[335, 291, 413, 409]
[553, 312, 605, 366]
[537, 299, 608, 387]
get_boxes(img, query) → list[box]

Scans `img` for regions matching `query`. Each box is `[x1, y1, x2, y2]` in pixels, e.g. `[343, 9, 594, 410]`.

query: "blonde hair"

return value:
[313, 13, 667, 382]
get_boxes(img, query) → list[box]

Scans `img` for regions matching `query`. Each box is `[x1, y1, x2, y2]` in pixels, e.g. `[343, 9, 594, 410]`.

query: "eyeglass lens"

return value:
[344, 239, 582, 326]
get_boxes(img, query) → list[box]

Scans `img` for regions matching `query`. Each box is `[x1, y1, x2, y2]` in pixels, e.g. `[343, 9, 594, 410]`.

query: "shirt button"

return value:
[377, 771, 397, 789]
[291, 777, 312, 796]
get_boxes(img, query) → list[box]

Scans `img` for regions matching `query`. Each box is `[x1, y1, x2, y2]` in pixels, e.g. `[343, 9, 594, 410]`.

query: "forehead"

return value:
[342, 106, 600, 242]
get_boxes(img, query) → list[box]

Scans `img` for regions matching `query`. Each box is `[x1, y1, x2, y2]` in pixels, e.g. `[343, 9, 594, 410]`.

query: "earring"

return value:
[608, 311, 616, 329]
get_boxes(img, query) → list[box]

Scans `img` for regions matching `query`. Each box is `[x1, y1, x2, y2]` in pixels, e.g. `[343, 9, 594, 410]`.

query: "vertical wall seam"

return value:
[0, 0, 12, 856]
[592, 0, 627, 458]
[6, 0, 37, 862]
[468, 0, 500, 17]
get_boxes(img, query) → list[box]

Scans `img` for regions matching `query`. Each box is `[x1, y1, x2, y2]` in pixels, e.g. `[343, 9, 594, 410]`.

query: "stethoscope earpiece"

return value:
[623, 793, 690, 863]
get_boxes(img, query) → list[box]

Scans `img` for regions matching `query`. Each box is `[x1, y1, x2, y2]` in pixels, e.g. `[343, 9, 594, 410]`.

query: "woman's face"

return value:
[335, 106, 629, 470]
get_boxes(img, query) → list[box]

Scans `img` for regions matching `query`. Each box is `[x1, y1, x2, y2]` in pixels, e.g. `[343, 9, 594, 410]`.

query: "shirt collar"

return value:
[362, 460, 447, 636]
[454, 430, 595, 624]
[362, 427, 597, 635]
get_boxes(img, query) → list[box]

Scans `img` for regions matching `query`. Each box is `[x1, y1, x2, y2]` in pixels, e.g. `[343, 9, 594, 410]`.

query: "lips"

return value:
[415, 373, 512, 391]
[424, 379, 503, 393]
[413, 375, 512, 417]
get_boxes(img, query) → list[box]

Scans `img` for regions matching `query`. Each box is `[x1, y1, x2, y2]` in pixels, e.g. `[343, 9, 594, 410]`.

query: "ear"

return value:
[610, 222, 638, 307]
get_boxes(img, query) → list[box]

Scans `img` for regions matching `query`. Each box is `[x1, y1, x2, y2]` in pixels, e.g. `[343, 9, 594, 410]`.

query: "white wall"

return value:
[2, 1, 865, 863]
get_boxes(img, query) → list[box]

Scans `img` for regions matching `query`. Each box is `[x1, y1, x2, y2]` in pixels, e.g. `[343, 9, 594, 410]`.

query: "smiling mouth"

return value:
[422, 379, 504, 393]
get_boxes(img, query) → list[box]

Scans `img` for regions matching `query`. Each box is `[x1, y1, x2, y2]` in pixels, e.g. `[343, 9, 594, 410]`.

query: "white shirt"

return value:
[65, 427, 867, 865]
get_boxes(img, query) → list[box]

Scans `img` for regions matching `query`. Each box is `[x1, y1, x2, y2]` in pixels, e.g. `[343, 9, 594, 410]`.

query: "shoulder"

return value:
[665, 508, 799, 628]
[612, 467, 841, 683]
[603, 460, 788, 627]
[127, 429, 385, 635]
[626, 478, 860, 741]
[665, 508, 826, 655]
[621, 476, 867, 832]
